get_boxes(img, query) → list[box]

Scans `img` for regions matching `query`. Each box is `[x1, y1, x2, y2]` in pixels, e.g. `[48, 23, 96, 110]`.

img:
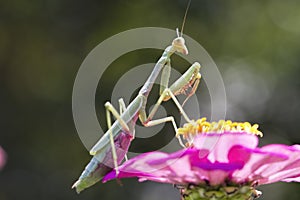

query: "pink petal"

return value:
[102, 133, 300, 187]
[103, 150, 193, 183]
[282, 176, 300, 182]
[193, 132, 258, 163]
[252, 144, 300, 184]
[231, 146, 288, 183]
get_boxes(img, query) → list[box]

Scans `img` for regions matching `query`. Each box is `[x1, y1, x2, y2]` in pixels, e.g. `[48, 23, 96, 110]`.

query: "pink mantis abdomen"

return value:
[73, 131, 133, 193]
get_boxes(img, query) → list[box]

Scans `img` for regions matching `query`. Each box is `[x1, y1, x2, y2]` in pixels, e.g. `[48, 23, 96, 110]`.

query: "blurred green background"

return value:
[1, 0, 300, 199]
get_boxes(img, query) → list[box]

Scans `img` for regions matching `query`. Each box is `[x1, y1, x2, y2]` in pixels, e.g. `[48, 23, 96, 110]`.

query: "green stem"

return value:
[178, 183, 262, 200]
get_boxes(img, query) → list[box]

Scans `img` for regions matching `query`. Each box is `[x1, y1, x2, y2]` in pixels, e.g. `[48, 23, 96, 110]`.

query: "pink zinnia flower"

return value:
[103, 118, 300, 200]
[0, 146, 6, 170]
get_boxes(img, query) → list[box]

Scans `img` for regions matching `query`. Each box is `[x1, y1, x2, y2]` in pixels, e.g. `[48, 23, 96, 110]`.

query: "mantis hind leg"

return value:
[117, 98, 129, 161]
[105, 102, 130, 132]
[118, 98, 127, 115]
[104, 101, 130, 175]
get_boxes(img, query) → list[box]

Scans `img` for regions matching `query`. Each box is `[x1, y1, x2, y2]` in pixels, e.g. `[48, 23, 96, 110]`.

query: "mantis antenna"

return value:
[180, 0, 192, 37]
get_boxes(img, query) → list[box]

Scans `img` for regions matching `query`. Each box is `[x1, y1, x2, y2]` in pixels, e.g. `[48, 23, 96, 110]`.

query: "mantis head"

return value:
[172, 0, 191, 55]
[172, 28, 188, 55]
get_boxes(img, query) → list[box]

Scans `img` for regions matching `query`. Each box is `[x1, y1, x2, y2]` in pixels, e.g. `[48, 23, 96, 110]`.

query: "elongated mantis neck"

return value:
[139, 46, 176, 97]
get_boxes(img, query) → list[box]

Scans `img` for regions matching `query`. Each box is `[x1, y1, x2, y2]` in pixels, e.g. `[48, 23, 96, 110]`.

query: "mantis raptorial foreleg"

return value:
[140, 61, 201, 146]
[161, 61, 201, 108]
[148, 61, 201, 124]
[181, 73, 201, 107]
[159, 59, 171, 95]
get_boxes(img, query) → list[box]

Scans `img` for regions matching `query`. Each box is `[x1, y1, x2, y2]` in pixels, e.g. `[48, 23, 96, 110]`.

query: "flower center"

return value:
[177, 117, 263, 138]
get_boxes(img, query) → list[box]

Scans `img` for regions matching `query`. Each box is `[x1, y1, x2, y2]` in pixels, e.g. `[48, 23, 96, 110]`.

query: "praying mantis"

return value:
[72, 1, 201, 194]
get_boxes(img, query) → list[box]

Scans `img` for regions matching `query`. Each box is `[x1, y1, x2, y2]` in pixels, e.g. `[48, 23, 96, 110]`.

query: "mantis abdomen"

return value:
[73, 131, 133, 193]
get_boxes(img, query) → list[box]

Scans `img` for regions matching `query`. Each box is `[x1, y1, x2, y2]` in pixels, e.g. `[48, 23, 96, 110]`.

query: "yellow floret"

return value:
[177, 117, 263, 137]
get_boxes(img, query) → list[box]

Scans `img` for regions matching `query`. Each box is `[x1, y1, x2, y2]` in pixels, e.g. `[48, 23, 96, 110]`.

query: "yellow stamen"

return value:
[177, 117, 263, 137]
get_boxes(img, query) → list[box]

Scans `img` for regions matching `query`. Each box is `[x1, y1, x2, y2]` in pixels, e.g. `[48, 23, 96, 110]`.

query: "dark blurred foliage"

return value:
[1, 0, 300, 199]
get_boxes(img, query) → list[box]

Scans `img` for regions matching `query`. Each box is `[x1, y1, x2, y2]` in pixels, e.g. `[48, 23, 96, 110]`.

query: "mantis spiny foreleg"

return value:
[140, 61, 201, 146]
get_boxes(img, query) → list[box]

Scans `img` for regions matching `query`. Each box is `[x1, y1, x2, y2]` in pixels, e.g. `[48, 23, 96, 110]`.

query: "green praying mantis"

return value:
[72, 1, 201, 193]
